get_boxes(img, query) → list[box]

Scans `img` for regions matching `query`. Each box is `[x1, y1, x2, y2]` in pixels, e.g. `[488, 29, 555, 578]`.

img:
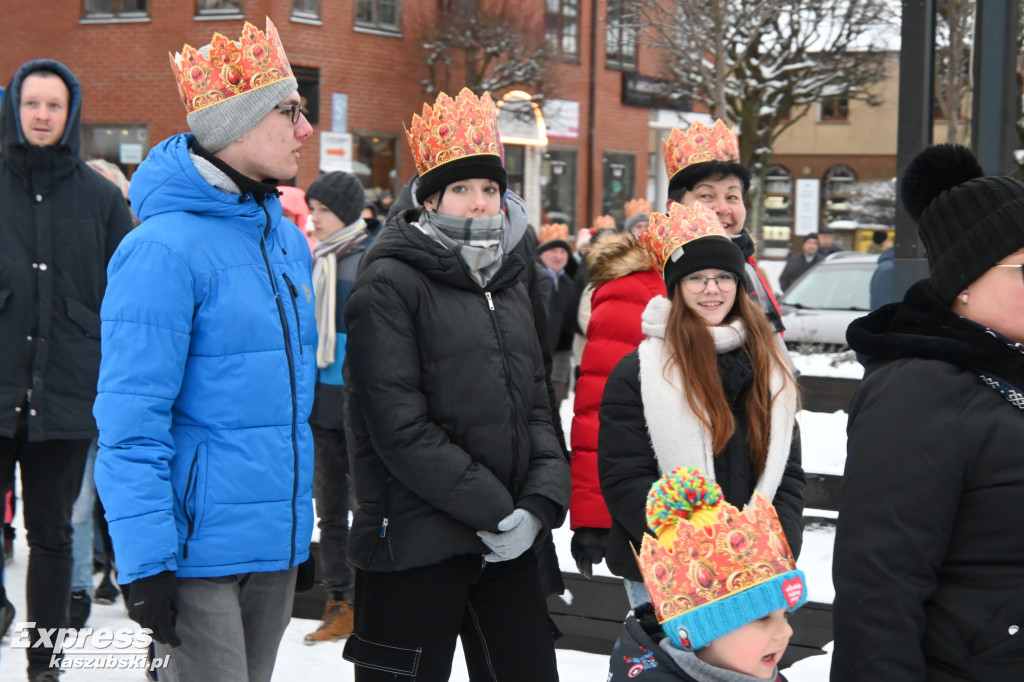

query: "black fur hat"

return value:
[899, 144, 1024, 304]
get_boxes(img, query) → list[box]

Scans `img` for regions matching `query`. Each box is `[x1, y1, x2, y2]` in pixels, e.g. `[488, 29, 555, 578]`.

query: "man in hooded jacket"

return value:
[0, 59, 132, 681]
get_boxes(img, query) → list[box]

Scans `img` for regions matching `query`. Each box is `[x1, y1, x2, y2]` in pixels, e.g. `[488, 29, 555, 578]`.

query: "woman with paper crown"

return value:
[598, 201, 804, 611]
[341, 88, 568, 682]
[663, 119, 785, 335]
[608, 467, 807, 681]
[833, 144, 1024, 680]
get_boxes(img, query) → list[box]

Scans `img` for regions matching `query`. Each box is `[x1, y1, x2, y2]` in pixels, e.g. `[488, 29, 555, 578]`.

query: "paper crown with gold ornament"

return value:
[624, 197, 653, 219]
[638, 202, 745, 297]
[662, 119, 741, 190]
[537, 223, 572, 255]
[169, 18, 297, 152]
[406, 88, 507, 204]
[635, 467, 807, 652]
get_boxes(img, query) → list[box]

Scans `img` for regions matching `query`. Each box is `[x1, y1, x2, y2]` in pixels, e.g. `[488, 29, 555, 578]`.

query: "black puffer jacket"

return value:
[599, 349, 804, 582]
[344, 210, 570, 572]
[0, 60, 132, 440]
[833, 280, 1024, 681]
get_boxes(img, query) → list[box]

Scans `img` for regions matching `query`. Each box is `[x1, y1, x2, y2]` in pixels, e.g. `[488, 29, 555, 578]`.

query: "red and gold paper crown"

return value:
[169, 18, 293, 115]
[539, 223, 570, 244]
[636, 468, 799, 627]
[406, 88, 501, 177]
[662, 119, 740, 182]
[639, 201, 728, 274]
[624, 198, 653, 219]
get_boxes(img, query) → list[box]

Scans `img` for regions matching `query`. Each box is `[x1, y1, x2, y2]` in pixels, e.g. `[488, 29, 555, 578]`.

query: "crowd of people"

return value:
[2, 14, 1024, 682]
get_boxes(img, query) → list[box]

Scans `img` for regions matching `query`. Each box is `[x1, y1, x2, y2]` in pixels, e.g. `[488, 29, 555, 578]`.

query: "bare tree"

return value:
[934, 0, 974, 144]
[420, 0, 556, 103]
[632, 0, 895, 237]
[848, 178, 897, 226]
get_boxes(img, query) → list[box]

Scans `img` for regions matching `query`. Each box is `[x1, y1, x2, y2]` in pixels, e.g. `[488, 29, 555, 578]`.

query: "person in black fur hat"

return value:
[833, 144, 1024, 681]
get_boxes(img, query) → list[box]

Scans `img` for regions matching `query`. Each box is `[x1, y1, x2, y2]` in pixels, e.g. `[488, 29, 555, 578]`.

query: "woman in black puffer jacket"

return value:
[341, 88, 568, 682]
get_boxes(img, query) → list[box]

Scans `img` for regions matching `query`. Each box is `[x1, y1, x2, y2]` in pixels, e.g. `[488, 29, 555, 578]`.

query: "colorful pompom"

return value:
[645, 467, 723, 535]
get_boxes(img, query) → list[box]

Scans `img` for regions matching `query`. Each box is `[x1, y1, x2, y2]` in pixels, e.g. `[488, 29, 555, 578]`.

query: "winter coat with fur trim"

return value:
[343, 210, 570, 572]
[833, 280, 1024, 682]
[598, 299, 804, 582]
[570, 234, 665, 529]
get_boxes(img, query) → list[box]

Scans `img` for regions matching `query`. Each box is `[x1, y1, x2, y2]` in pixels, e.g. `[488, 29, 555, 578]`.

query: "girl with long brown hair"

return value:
[598, 201, 804, 608]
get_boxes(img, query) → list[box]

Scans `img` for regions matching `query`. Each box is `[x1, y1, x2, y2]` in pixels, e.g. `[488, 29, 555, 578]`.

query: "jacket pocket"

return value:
[181, 444, 207, 558]
[968, 589, 1024, 659]
[65, 297, 101, 338]
[367, 476, 395, 566]
[281, 272, 304, 355]
[343, 634, 421, 677]
[0, 289, 11, 311]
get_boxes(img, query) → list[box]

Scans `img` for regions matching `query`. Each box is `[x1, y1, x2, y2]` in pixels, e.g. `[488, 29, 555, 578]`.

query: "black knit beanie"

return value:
[305, 171, 366, 227]
[663, 235, 746, 299]
[900, 144, 1024, 304]
[414, 155, 508, 205]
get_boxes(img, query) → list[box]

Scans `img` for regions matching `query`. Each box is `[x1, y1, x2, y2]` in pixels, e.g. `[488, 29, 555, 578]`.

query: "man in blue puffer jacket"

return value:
[93, 18, 317, 682]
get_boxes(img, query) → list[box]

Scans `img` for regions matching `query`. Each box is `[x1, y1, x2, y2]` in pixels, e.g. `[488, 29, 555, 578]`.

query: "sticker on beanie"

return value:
[675, 625, 692, 651]
[783, 576, 804, 608]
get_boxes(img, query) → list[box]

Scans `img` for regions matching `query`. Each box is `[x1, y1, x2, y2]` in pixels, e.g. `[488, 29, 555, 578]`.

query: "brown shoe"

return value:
[303, 599, 353, 644]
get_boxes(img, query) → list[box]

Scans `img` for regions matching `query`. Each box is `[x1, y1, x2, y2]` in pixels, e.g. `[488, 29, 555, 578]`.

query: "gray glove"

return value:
[477, 509, 542, 563]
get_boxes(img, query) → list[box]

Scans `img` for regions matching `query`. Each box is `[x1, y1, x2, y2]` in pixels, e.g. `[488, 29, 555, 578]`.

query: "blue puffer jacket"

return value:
[94, 134, 316, 584]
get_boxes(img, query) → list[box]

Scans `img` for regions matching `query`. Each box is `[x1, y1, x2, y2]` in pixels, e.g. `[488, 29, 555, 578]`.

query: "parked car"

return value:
[778, 251, 879, 349]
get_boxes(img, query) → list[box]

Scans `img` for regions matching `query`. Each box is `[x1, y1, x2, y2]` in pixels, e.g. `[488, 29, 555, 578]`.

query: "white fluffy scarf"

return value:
[637, 296, 797, 501]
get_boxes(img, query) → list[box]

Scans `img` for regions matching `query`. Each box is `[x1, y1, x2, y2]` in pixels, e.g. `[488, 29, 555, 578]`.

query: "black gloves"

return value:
[127, 570, 181, 647]
[570, 527, 609, 579]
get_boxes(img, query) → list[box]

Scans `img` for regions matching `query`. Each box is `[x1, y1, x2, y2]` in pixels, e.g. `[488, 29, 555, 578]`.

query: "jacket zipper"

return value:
[257, 202, 299, 568]
[483, 291, 521, 493]
[281, 272, 303, 355]
[182, 449, 200, 558]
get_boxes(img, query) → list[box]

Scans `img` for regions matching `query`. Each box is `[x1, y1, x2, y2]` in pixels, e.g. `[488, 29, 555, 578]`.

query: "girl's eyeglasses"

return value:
[992, 263, 1024, 283]
[682, 272, 738, 294]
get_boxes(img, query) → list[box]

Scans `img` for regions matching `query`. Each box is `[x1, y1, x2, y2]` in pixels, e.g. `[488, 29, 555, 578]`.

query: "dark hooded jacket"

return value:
[0, 60, 133, 440]
[833, 280, 1024, 681]
[343, 209, 570, 572]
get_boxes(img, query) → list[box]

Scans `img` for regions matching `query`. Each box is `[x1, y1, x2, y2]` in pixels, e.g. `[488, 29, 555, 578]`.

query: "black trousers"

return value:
[0, 418, 89, 676]
[311, 423, 354, 603]
[344, 553, 559, 681]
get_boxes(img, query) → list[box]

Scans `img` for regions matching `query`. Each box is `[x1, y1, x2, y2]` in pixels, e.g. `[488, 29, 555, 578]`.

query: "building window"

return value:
[824, 164, 857, 223]
[355, 0, 401, 32]
[820, 96, 849, 122]
[292, 0, 320, 21]
[437, 0, 474, 10]
[545, 0, 579, 59]
[543, 148, 578, 231]
[196, 0, 243, 16]
[762, 164, 793, 245]
[83, 0, 147, 18]
[602, 152, 635, 228]
[354, 133, 397, 200]
[605, 0, 636, 69]
[81, 123, 150, 173]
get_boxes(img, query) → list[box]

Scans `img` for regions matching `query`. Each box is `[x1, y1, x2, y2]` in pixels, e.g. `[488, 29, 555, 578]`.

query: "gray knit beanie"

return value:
[900, 144, 1024, 304]
[188, 74, 297, 152]
[306, 171, 366, 227]
[171, 19, 298, 153]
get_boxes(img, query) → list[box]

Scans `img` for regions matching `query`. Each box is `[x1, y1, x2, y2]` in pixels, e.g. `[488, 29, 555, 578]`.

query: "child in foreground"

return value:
[608, 467, 808, 681]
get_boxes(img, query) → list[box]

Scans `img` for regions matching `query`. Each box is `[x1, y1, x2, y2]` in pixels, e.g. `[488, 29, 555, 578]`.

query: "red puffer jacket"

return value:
[570, 234, 665, 528]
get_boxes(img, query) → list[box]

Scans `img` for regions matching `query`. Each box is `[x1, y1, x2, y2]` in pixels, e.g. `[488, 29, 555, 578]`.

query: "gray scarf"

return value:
[421, 211, 506, 287]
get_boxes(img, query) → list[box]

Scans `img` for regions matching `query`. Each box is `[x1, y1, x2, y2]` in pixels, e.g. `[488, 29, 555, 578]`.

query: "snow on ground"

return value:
[2, 356, 848, 681]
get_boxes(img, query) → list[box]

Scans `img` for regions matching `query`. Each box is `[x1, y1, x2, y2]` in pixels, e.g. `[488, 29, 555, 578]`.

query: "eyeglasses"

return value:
[682, 272, 738, 294]
[993, 263, 1024, 283]
[272, 103, 302, 125]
